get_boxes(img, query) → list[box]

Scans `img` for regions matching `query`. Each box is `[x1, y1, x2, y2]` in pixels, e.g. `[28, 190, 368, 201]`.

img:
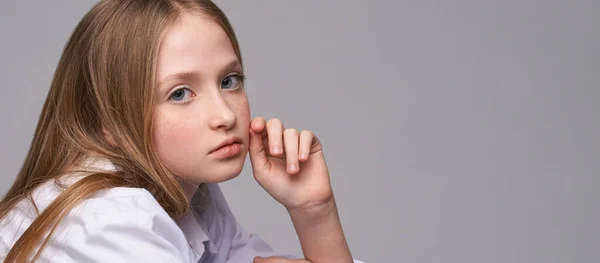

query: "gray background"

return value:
[1, 1, 599, 262]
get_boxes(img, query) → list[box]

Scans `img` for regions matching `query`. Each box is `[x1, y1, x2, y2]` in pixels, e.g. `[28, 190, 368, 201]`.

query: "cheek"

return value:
[152, 95, 249, 161]
[152, 110, 206, 165]
[233, 95, 251, 141]
[236, 96, 251, 125]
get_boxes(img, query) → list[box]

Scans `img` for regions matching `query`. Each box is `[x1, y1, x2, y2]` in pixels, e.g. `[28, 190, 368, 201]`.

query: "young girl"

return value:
[0, 0, 364, 262]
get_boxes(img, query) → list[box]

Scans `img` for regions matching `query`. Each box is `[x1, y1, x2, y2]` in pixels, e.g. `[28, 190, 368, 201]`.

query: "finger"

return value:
[298, 130, 314, 162]
[266, 118, 284, 156]
[248, 117, 269, 171]
[254, 256, 312, 263]
[251, 117, 274, 156]
[283, 128, 300, 174]
[250, 116, 267, 135]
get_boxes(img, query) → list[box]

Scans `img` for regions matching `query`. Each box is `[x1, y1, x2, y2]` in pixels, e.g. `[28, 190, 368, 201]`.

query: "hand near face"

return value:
[248, 117, 334, 212]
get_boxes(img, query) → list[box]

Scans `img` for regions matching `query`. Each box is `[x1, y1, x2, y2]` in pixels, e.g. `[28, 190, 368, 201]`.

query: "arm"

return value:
[287, 198, 353, 263]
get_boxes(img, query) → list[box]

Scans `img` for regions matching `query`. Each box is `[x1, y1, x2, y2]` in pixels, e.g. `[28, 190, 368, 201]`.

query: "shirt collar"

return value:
[189, 187, 219, 254]
[176, 209, 211, 257]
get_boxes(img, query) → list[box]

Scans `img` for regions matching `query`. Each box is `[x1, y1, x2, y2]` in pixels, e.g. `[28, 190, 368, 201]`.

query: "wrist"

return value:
[286, 197, 337, 225]
[286, 197, 353, 263]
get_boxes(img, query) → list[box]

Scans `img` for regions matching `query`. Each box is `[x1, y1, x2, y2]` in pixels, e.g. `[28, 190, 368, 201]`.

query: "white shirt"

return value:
[0, 157, 365, 263]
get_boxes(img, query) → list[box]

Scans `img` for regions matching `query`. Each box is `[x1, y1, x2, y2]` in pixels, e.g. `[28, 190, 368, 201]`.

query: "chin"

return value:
[205, 170, 241, 183]
[200, 158, 245, 184]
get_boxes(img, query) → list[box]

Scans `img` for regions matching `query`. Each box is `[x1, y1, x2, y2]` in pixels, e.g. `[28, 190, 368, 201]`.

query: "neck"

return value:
[177, 179, 200, 203]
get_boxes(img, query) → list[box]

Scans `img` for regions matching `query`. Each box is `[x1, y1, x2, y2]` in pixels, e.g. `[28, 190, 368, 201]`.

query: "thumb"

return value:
[248, 117, 269, 172]
[254, 256, 312, 263]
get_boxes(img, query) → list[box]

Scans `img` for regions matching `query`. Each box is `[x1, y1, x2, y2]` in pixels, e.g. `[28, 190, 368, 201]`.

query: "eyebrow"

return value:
[157, 60, 242, 87]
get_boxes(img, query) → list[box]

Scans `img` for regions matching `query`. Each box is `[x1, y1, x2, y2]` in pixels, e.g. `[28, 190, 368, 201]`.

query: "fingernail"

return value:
[272, 146, 281, 154]
[254, 256, 263, 262]
[301, 152, 308, 159]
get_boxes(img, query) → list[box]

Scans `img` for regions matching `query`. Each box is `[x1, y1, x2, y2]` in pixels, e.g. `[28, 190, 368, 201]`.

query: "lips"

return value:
[209, 136, 243, 154]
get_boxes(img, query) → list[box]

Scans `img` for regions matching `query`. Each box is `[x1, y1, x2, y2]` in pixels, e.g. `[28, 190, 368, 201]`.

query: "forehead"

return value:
[156, 12, 238, 79]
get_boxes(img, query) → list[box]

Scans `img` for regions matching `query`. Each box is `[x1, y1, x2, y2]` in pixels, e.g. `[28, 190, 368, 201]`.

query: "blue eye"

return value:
[221, 75, 242, 90]
[169, 87, 194, 102]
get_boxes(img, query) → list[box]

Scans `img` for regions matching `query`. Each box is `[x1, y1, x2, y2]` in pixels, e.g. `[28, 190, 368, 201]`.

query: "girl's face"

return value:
[153, 12, 250, 190]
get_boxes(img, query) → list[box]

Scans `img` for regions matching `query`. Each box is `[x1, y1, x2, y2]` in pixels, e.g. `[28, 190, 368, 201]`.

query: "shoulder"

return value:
[2, 185, 199, 262]
[66, 186, 182, 240]
[79, 186, 166, 215]
[5, 177, 167, 222]
[56, 187, 196, 259]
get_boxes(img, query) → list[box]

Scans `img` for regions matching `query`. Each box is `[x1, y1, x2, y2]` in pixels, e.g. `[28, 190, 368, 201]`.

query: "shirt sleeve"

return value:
[37, 188, 199, 263]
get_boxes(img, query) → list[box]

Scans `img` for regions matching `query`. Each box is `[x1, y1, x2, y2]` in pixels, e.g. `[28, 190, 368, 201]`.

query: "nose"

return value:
[208, 93, 237, 130]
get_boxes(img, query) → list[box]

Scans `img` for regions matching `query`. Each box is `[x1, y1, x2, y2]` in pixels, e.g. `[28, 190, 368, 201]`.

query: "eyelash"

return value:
[225, 73, 246, 89]
[168, 86, 194, 105]
[167, 73, 247, 105]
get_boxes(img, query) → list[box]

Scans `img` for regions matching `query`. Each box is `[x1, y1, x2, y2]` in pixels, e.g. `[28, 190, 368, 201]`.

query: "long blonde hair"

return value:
[0, 0, 242, 261]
